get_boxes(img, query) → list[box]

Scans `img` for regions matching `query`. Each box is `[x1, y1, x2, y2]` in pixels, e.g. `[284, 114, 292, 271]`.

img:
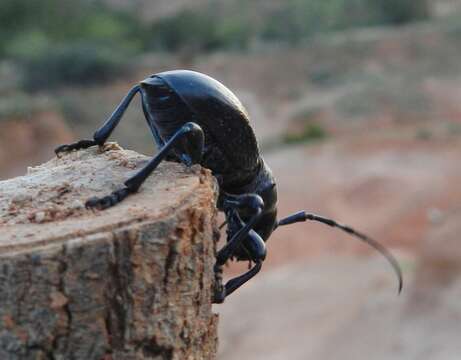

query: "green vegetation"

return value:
[0, 0, 430, 90]
[447, 123, 461, 137]
[8, 38, 130, 91]
[261, 122, 328, 152]
[415, 128, 432, 140]
[0, 0, 143, 90]
[371, 0, 430, 24]
[282, 123, 328, 145]
[260, 0, 428, 43]
[146, 0, 430, 52]
[0, 93, 54, 120]
[149, 10, 252, 52]
[0, 1, 142, 51]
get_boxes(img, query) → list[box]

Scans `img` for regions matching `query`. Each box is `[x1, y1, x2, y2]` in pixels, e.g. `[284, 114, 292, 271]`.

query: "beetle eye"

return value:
[153, 85, 172, 96]
[141, 77, 178, 110]
[156, 95, 172, 102]
[147, 91, 178, 110]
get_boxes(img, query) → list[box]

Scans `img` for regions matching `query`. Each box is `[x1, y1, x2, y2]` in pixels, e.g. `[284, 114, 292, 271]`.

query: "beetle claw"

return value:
[85, 187, 132, 210]
[85, 196, 102, 209]
[55, 139, 98, 157]
[85, 196, 112, 210]
[55, 144, 71, 157]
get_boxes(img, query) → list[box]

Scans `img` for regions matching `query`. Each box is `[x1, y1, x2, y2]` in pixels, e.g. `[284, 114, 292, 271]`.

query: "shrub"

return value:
[371, 0, 430, 24]
[0, 92, 53, 120]
[261, 0, 430, 43]
[0, 0, 142, 89]
[149, 10, 220, 52]
[146, 0, 430, 52]
[282, 123, 327, 144]
[0, 0, 143, 49]
[7, 38, 129, 91]
[148, 9, 252, 53]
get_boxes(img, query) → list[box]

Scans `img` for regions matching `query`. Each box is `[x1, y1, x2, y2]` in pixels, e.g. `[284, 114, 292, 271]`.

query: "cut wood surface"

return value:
[0, 144, 219, 360]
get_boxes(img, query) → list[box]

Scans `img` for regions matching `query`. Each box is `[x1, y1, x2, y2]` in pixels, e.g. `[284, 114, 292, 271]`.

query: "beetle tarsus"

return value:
[85, 187, 133, 210]
[212, 194, 266, 302]
[55, 139, 98, 157]
[224, 261, 262, 296]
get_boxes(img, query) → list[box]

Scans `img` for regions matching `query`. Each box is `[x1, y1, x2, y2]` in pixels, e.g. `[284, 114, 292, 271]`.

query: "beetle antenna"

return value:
[277, 211, 403, 294]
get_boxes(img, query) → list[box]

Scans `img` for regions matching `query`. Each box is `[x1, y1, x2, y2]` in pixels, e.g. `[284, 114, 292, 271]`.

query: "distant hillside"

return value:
[432, 0, 461, 16]
[101, 0, 210, 21]
[102, 0, 461, 23]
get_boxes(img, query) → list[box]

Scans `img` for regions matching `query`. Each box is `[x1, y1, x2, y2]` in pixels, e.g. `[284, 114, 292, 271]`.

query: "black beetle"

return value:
[55, 70, 402, 303]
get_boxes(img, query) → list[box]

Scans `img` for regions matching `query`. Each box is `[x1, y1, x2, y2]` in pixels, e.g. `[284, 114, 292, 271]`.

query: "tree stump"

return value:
[0, 144, 220, 360]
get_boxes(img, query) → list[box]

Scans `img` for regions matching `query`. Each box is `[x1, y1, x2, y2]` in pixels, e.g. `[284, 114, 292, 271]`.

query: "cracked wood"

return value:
[0, 144, 220, 360]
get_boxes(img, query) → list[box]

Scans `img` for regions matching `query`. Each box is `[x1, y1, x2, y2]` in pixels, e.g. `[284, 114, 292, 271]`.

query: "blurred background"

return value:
[1, 0, 461, 358]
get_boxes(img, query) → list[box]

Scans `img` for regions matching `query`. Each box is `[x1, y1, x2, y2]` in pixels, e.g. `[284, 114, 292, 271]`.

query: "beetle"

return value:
[55, 69, 403, 303]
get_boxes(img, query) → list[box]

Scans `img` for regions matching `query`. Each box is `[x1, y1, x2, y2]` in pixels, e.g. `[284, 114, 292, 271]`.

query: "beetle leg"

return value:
[215, 194, 263, 265]
[85, 122, 204, 210]
[124, 122, 204, 190]
[216, 221, 266, 303]
[236, 222, 267, 263]
[213, 194, 265, 303]
[213, 260, 262, 304]
[55, 85, 141, 157]
[93, 84, 141, 144]
[277, 211, 403, 294]
[213, 232, 265, 303]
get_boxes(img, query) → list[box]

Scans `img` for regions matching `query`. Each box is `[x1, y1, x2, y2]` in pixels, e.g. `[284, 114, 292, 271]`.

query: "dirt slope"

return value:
[218, 242, 461, 360]
[0, 111, 73, 179]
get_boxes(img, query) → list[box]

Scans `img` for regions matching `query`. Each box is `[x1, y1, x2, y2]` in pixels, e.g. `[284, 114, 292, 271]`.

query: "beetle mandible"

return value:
[55, 69, 403, 303]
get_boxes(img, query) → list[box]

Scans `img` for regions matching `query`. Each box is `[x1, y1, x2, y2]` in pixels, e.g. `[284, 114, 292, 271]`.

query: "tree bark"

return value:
[0, 144, 219, 360]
